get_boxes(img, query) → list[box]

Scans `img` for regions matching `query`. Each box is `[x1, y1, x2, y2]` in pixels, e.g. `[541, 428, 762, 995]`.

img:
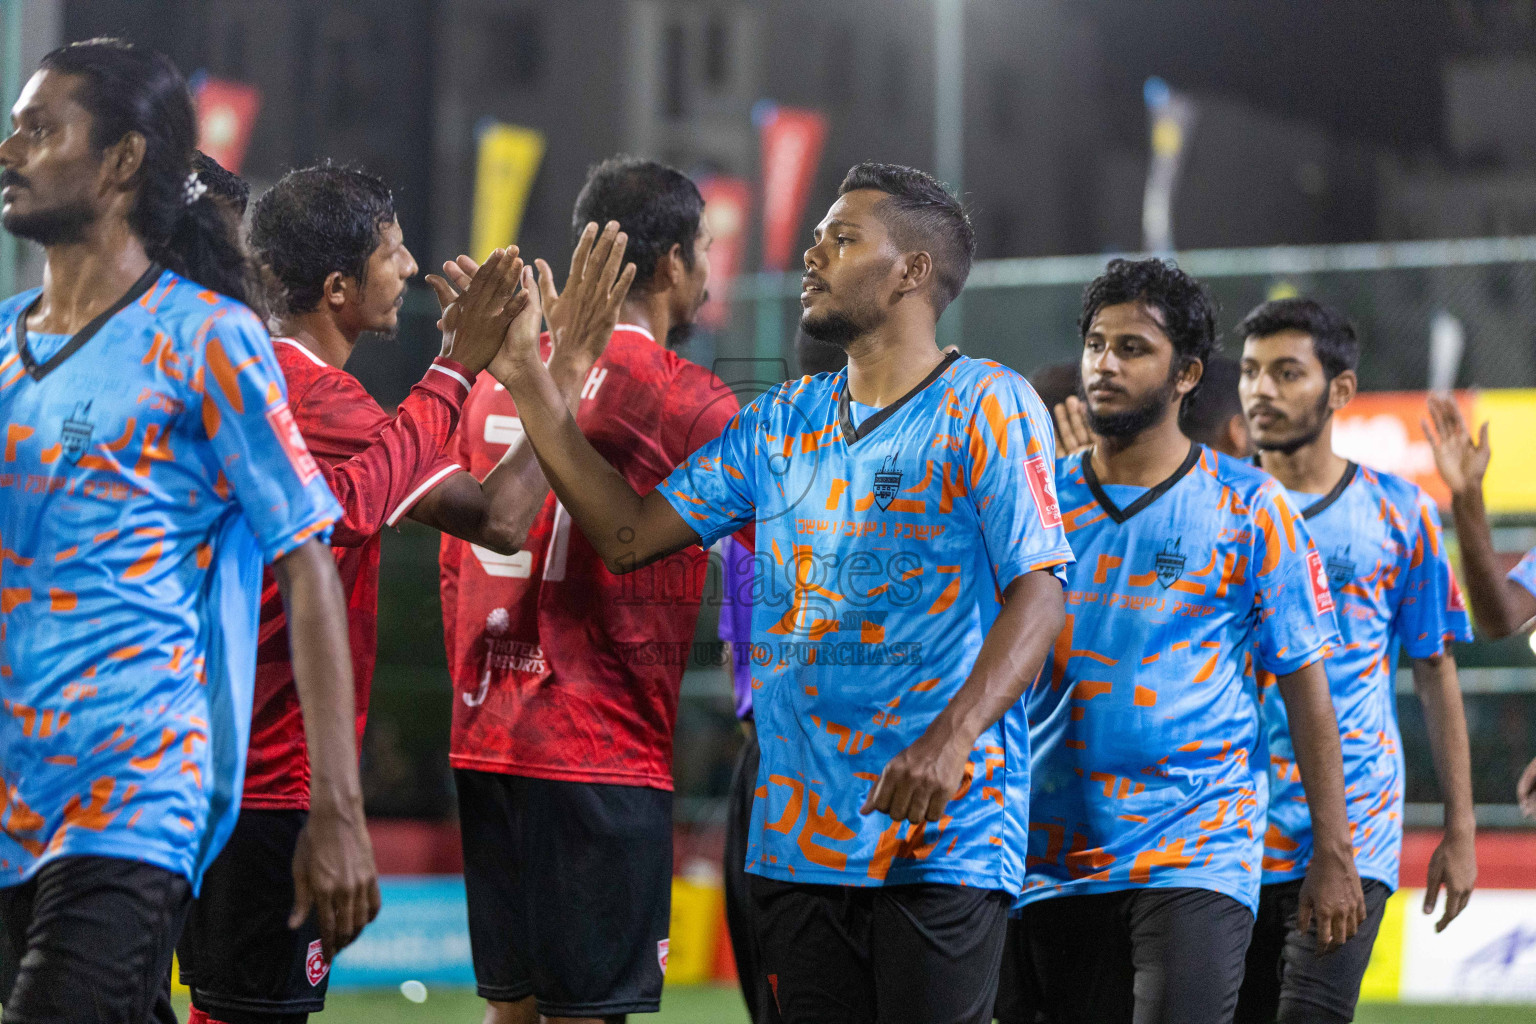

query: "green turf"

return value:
[172, 988, 1536, 1022]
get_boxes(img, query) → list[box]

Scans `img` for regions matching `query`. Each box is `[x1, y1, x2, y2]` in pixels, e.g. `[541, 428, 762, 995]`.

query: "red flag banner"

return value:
[757, 104, 828, 271]
[696, 176, 751, 329]
[194, 77, 262, 175]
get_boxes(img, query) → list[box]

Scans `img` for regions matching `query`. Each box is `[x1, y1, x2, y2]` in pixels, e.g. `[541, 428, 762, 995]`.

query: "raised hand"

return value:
[1423, 393, 1490, 498]
[1054, 395, 1094, 457]
[530, 220, 636, 376]
[424, 247, 528, 377]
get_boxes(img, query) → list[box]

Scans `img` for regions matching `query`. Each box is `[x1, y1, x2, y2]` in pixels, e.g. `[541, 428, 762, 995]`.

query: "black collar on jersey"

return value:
[15, 262, 163, 382]
[1248, 455, 1358, 520]
[837, 350, 960, 446]
[1082, 441, 1200, 523]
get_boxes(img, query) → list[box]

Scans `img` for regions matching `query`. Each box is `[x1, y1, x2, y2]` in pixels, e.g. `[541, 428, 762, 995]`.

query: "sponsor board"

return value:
[1364, 889, 1536, 1004]
[328, 877, 475, 990]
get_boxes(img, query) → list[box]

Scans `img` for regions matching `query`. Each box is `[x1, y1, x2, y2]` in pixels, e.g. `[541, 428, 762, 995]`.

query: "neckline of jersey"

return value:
[836, 350, 960, 446]
[1082, 441, 1201, 524]
[615, 322, 656, 343]
[1249, 455, 1358, 520]
[16, 263, 164, 382]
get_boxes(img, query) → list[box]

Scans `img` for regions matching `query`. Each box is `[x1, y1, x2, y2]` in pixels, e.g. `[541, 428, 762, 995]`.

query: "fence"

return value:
[367, 236, 1536, 829]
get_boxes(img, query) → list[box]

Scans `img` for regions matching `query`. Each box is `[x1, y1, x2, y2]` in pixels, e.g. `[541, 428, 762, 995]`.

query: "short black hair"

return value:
[572, 157, 702, 292]
[1079, 257, 1218, 404]
[249, 163, 396, 314]
[837, 162, 975, 315]
[1237, 297, 1359, 380]
[1029, 361, 1082, 413]
[192, 151, 249, 215]
[1178, 353, 1242, 443]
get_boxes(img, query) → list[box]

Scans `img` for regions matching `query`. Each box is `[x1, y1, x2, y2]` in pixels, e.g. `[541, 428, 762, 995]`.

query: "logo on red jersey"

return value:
[657, 938, 670, 975]
[1449, 574, 1466, 612]
[1024, 454, 1062, 529]
[1306, 547, 1335, 615]
[305, 939, 329, 986]
[265, 400, 321, 485]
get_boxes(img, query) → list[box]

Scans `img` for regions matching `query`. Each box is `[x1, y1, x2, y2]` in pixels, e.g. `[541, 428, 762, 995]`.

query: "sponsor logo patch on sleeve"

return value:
[266, 399, 321, 485]
[1306, 547, 1335, 616]
[1024, 454, 1062, 530]
[1449, 573, 1466, 613]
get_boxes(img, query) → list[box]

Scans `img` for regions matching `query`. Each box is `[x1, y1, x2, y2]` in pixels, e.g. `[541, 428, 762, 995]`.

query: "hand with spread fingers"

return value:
[1422, 393, 1489, 498]
[527, 219, 637, 384]
[423, 247, 528, 377]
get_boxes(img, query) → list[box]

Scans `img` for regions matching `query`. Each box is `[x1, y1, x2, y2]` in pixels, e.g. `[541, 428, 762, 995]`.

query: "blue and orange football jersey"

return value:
[0, 267, 340, 890]
[1259, 464, 1471, 889]
[660, 353, 1074, 892]
[1022, 446, 1339, 913]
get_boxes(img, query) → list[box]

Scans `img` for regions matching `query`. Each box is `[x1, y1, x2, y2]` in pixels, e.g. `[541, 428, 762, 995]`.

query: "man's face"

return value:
[0, 70, 110, 245]
[1239, 330, 1342, 455]
[667, 220, 712, 348]
[800, 190, 903, 349]
[1080, 300, 1192, 440]
[353, 218, 416, 338]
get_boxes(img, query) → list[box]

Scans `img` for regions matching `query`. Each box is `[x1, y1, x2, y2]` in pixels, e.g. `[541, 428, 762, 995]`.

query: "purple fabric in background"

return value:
[718, 534, 755, 720]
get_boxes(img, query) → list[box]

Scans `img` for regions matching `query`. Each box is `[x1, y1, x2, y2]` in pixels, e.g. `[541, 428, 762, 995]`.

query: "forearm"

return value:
[1412, 654, 1476, 835]
[1451, 487, 1531, 637]
[927, 572, 1065, 748]
[273, 539, 363, 816]
[1277, 661, 1353, 858]
[504, 358, 694, 571]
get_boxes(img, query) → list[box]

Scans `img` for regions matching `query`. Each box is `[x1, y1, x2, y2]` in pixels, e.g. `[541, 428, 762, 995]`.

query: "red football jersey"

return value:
[440, 325, 740, 789]
[244, 338, 466, 809]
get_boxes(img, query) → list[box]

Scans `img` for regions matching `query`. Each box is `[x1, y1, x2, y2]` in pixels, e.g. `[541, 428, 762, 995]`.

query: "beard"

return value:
[666, 317, 695, 350]
[801, 296, 887, 350]
[2, 196, 95, 246]
[1082, 374, 1180, 439]
[1252, 389, 1332, 455]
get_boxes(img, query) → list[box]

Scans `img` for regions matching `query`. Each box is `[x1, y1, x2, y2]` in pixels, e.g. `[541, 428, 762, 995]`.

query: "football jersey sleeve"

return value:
[1394, 492, 1474, 657]
[659, 362, 741, 465]
[197, 308, 340, 563]
[1251, 483, 1340, 676]
[1508, 547, 1536, 601]
[964, 371, 1074, 591]
[658, 393, 762, 549]
[289, 358, 470, 548]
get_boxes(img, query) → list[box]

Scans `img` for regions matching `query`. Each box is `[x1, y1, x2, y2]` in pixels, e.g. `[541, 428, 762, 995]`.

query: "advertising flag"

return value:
[696, 176, 751, 329]
[757, 104, 828, 271]
[194, 76, 261, 174]
[1141, 77, 1197, 254]
[471, 123, 546, 261]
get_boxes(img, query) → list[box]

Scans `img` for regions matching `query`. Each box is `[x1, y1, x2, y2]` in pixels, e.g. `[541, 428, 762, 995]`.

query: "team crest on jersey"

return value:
[305, 939, 329, 986]
[872, 455, 903, 511]
[60, 401, 95, 463]
[1325, 546, 1355, 591]
[1154, 538, 1186, 588]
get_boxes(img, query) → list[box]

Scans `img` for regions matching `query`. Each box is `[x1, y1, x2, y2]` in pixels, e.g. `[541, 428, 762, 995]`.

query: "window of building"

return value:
[704, 12, 731, 91]
[664, 21, 688, 119]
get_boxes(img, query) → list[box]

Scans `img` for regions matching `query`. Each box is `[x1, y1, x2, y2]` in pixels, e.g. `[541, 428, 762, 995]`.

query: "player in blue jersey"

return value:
[481, 162, 1073, 1023]
[1235, 298, 1476, 1024]
[1008, 258, 1363, 1024]
[0, 39, 371, 1021]
[1423, 393, 1536, 819]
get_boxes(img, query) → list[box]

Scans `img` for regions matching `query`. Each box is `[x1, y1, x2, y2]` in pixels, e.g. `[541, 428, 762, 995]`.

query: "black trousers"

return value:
[0, 854, 188, 1024]
[723, 727, 776, 1022]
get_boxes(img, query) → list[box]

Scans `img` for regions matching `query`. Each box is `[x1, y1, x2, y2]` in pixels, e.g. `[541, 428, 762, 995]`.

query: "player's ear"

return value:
[322, 270, 350, 312]
[103, 130, 146, 190]
[1175, 356, 1204, 397]
[896, 251, 933, 299]
[1329, 369, 1357, 411]
[654, 243, 682, 292]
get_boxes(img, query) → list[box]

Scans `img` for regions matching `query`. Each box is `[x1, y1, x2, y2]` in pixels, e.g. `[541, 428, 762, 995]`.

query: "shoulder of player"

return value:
[0, 287, 40, 326]
[143, 271, 266, 349]
[947, 354, 1028, 398]
[1200, 447, 1279, 502]
[1355, 462, 1428, 512]
[274, 339, 378, 415]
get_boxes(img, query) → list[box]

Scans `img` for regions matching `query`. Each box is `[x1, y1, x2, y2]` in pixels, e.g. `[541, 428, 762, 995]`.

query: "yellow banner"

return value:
[470, 123, 545, 261]
[1477, 389, 1536, 515]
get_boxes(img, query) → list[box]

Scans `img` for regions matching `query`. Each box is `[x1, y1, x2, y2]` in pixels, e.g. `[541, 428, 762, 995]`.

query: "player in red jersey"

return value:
[437, 157, 739, 1024]
[176, 164, 633, 1024]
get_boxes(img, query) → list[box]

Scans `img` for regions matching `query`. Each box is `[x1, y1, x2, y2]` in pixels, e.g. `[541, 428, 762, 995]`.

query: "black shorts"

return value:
[748, 874, 1009, 1024]
[1016, 887, 1254, 1024]
[455, 769, 673, 1017]
[176, 809, 330, 1019]
[0, 854, 189, 1024]
[723, 729, 775, 1023]
[1235, 877, 1393, 1024]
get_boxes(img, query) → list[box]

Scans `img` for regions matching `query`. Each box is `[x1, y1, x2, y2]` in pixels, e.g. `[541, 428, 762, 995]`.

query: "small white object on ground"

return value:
[400, 979, 428, 1003]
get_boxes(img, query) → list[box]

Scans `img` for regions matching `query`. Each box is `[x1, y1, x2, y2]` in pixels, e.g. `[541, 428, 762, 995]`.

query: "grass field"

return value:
[172, 987, 1536, 1022]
